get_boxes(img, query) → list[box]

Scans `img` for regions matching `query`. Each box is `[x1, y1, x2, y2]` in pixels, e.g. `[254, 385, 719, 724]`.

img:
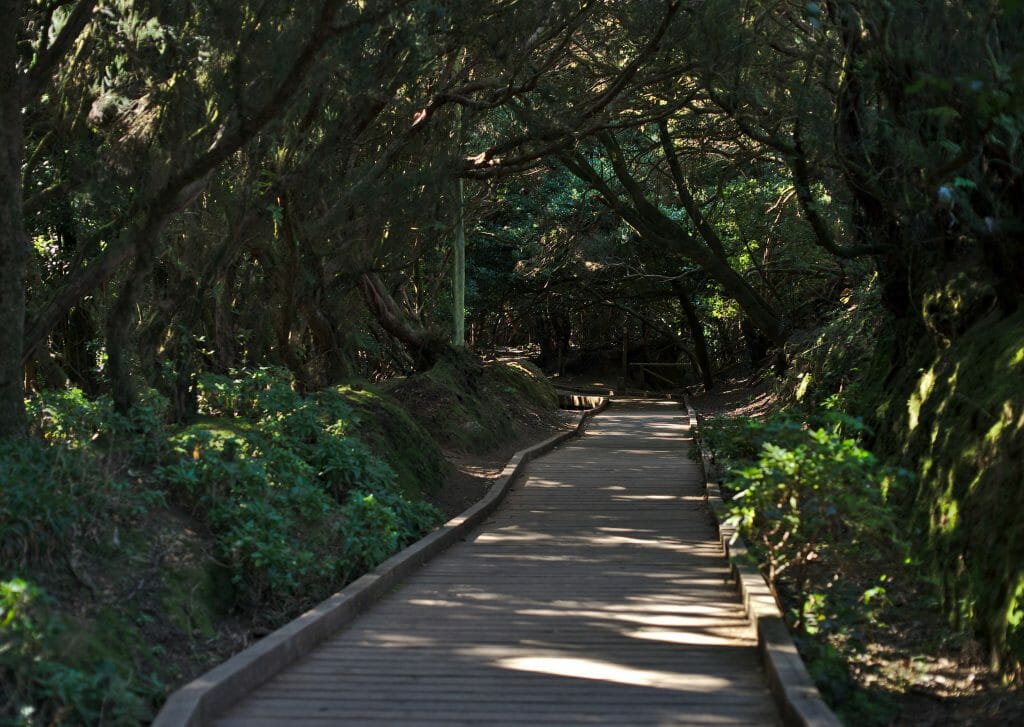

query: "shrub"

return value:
[159, 429, 339, 608]
[0, 439, 158, 568]
[698, 412, 913, 625]
[26, 387, 170, 466]
[340, 490, 441, 578]
[0, 579, 152, 726]
[162, 369, 444, 612]
[700, 411, 913, 722]
[725, 422, 906, 592]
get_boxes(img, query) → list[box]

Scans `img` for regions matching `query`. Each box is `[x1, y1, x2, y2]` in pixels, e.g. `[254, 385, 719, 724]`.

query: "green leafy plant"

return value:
[160, 369, 443, 612]
[701, 411, 913, 721]
[724, 423, 904, 591]
[0, 438, 158, 568]
[0, 579, 152, 726]
[341, 490, 441, 577]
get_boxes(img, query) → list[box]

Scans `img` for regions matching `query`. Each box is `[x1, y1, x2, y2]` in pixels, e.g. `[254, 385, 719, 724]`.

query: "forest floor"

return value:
[692, 373, 1024, 726]
[431, 409, 578, 519]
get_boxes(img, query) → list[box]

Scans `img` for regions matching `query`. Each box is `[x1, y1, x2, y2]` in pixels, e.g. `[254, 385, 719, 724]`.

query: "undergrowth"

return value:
[777, 277, 1024, 673]
[2, 359, 557, 723]
[162, 367, 442, 612]
[695, 411, 913, 724]
[3, 394, 170, 724]
[0, 368, 449, 723]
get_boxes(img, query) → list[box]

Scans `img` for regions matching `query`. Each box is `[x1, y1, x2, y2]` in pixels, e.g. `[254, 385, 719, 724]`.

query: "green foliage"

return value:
[333, 385, 449, 498]
[158, 430, 333, 608]
[340, 490, 441, 578]
[160, 368, 442, 611]
[26, 387, 169, 465]
[0, 579, 153, 726]
[2, 367, 479, 720]
[0, 437, 159, 569]
[718, 415, 909, 592]
[698, 410, 912, 720]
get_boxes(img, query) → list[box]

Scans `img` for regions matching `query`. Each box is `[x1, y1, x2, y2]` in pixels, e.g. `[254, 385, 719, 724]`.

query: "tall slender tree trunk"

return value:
[452, 177, 466, 347]
[0, 5, 27, 439]
[671, 280, 714, 392]
[106, 259, 149, 414]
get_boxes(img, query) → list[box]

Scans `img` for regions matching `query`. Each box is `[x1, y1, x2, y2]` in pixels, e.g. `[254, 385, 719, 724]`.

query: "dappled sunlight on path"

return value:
[217, 400, 779, 726]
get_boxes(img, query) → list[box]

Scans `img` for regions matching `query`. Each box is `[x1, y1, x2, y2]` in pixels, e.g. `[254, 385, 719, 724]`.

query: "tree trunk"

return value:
[561, 148, 788, 346]
[671, 280, 714, 392]
[0, 5, 27, 438]
[106, 253, 153, 415]
[452, 176, 466, 347]
[62, 306, 100, 393]
[359, 273, 447, 369]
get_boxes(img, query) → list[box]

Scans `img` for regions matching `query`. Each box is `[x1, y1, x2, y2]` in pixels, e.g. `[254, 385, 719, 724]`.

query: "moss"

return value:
[899, 310, 1024, 666]
[486, 360, 558, 409]
[386, 356, 558, 453]
[908, 368, 936, 432]
[333, 384, 449, 499]
[162, 545, 233, 638]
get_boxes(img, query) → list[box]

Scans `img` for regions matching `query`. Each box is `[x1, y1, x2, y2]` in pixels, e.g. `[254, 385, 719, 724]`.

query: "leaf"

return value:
[925, 106, 961, 122]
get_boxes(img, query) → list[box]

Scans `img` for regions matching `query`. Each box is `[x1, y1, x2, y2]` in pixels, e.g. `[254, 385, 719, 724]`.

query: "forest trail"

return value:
[215, 400, 780, 725]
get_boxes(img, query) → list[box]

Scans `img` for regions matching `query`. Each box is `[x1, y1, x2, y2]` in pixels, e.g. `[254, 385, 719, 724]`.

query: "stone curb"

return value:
[682, 396, 841, 727]
[153, 398, 610, 726]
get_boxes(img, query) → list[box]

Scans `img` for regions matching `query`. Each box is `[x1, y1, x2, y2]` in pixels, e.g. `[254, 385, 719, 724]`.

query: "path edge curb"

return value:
[153, 398, 610, 726]
[682, 395, 841, 727]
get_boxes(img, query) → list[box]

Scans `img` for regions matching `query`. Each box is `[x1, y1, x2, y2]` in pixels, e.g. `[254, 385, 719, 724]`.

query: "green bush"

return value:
[333, 385, 449, 497]
[340, 490, 441, 578]
[161, 369, 443, 611]
[0, 439, 157, 568]
[0, 579, 153, 726]
[26, 387, 169, 464]
[724, 421, 907, 592]
[700, 411, 912, 723]
[159, 428, 339, 608]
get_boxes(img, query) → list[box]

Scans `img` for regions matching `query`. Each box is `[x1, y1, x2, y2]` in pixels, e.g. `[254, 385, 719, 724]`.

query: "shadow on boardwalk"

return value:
[217, 400, 780, 726]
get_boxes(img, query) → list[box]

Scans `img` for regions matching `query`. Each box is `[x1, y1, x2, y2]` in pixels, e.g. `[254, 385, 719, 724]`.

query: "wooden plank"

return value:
[214, 401, 781, 726]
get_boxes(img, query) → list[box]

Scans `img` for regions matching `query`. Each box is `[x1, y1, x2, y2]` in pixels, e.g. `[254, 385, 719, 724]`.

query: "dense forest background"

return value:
[1, 0, 1023, 723]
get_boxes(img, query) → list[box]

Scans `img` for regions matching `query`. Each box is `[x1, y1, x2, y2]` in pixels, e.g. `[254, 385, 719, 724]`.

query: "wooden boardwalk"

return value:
[217, 400, 780, 726]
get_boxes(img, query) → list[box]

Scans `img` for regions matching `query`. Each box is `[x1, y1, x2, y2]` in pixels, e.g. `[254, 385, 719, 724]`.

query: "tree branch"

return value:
[22, 0, 98, 102]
